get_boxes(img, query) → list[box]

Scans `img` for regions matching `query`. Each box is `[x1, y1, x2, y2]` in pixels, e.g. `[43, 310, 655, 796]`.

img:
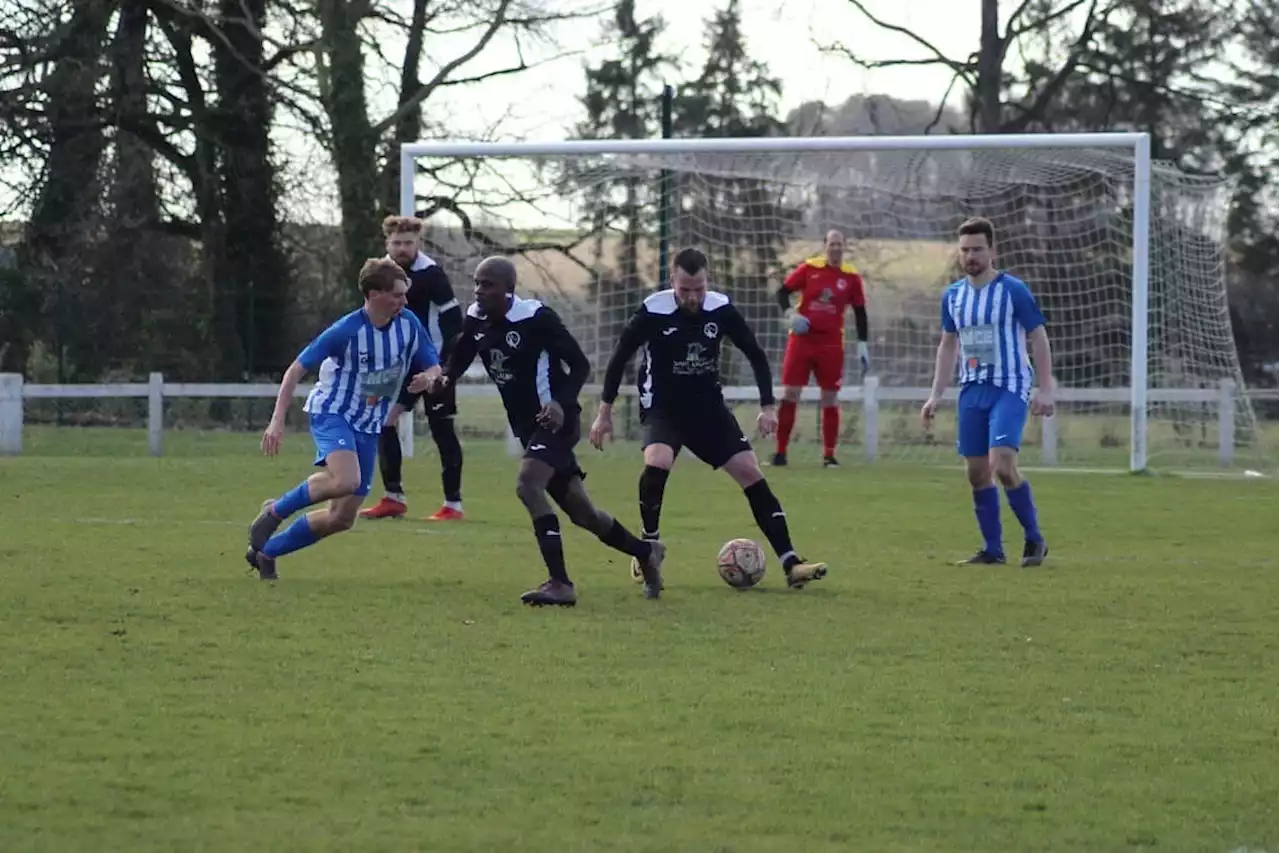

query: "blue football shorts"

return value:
[956, 384, 1030, 458]
[309, 413, 379, 497]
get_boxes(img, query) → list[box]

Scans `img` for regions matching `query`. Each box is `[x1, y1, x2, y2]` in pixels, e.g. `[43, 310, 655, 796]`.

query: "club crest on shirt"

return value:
[362, 362, 403, 404]
[703, 322, 718, 339]
[486, 348, 514, 386]
[505, 330, 521, 349]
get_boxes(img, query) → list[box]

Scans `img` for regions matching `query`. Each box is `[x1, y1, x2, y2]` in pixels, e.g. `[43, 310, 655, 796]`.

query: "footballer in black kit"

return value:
[432, 256, 666, 607]
[589, 247, 828, 589]
[361, 215, 466, 522]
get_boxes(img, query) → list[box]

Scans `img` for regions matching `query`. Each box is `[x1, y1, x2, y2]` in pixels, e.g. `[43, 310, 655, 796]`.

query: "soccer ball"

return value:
[716, 538, 767, 589]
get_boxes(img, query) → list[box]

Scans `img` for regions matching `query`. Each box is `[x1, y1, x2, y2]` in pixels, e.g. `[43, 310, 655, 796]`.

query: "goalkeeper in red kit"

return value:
[772, 229, 870, 468]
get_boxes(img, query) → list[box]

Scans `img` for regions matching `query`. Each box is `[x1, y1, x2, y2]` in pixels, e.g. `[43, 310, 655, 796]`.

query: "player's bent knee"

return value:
[514, 473, 547, 508]
[965, 456, 993, 489]
[642, 443, 676, 470]
[990, 449, 1021, 488]
[781, 386, 803, 403]
[723, 450, 764, 488]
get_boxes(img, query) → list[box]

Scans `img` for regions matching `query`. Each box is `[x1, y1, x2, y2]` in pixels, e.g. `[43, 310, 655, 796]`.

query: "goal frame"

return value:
[399, 132, 1154, 472]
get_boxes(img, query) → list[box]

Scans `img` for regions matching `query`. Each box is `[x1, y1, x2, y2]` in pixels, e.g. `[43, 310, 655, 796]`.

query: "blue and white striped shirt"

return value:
[941, 272, 1046, 401]
[300, 308, 438, 434]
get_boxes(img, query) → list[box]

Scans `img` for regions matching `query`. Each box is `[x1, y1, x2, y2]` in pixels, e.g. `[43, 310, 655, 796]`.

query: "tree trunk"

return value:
[381, 0, 430, 218]
[975, 0, 1003, 132]
[12, 0, 115, 377]
[215, 0, 290, 376]
[319, 0, 381, 289]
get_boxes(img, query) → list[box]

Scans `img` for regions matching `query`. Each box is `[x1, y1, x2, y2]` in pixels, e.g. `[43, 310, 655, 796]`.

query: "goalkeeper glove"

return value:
[858, 341, 870, 375]
[787, 311, 810, 335]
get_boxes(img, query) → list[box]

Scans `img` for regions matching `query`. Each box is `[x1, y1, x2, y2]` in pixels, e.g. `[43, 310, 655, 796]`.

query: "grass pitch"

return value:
[0, 428, 1276, 852]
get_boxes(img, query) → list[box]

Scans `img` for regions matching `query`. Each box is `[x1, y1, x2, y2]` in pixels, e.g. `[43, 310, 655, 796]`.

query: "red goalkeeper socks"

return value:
[821, 405, 840, 457]
[776, 400, 798, 454]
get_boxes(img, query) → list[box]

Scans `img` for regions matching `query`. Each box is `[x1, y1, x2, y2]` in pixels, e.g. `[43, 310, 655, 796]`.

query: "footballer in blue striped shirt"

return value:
[921, 217, 1054, 567]
[244, 258, 441, 580]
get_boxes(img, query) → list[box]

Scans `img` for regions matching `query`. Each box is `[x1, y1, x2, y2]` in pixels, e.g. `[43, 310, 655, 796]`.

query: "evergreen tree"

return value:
[571, 0, 674, 359]
[671, 0, 795, 376]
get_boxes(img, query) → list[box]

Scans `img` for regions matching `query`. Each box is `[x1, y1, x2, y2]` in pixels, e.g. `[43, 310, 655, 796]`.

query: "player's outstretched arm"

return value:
[1011, 281, 1054, 417]
[541, 307, 591, 407]
[723, 305, 776, 409]
[599, 311, 649, 406]
[774, 286, 792, 313]
[921, 332, 959, 427]
[592, 311, 650, 449]
[403, 314, 441, 392]
[408, 312, 441, 368]
[1027, 327, 1055, 416]
[439, 318, 480, 388]
[262, 320, 353, 455]
[425, 267, 463, 363]
[261, 360, 309, 456]
[853, 304, 870, 374]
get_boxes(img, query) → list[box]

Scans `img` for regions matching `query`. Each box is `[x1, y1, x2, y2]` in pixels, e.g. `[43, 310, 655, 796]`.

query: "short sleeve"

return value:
[783, 263, 809, 292]
[940, 289, 957, 334]
[848, 274, 866, 308]
[1009, 281, 1046, 332]
[424, 267, 458, 308]
[406, 312, 439, 369]
[298, 319, 352, 371]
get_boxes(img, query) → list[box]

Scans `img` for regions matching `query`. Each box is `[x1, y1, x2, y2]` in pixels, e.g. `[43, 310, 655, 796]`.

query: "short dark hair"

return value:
[957, 216, 995, 247]
[673, 247, 709, 276]
[358, 257, 407, 296]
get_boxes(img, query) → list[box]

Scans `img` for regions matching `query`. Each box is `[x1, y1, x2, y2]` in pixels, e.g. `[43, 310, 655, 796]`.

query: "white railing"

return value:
[1, 372, 1271, 468]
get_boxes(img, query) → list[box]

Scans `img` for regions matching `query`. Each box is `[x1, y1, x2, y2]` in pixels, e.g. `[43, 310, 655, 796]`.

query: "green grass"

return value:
[1, 427, 1276, 852]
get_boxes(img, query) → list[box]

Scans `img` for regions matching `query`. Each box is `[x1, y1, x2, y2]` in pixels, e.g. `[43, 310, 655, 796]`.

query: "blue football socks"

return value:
[972, 485, 1003, 556]
[272, 481, 314, 519]
[262, 515, 321, 558]
[1005, 480, 1043, 543]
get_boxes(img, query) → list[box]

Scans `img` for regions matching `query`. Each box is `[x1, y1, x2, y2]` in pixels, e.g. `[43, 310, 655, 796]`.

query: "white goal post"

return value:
[394, 132, 1265, 473]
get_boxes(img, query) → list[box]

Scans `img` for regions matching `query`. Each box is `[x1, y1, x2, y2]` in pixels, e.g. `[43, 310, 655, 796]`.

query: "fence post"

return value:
[0, 373, 22, 455]
[862, 375, 879, 462]
[1218, 378, 1235, 467]
[1041, 413, 1059, 466]
[148, 372, 164, 457]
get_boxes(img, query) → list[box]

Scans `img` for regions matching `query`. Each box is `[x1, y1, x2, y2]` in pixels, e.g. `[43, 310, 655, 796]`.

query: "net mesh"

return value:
[402, 142, 1271, 471]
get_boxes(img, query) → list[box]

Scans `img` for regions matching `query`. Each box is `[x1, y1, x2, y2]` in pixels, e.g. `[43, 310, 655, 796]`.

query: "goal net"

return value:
[400, 135, 1272, 473]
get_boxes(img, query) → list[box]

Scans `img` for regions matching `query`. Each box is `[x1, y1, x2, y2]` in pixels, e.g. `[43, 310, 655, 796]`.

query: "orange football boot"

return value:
[359, 497, 407, 519]
[425, 505, 464, 521]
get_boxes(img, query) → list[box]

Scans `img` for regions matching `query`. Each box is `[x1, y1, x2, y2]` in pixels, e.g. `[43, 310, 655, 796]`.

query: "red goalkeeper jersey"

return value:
[783, 257, 866, 340]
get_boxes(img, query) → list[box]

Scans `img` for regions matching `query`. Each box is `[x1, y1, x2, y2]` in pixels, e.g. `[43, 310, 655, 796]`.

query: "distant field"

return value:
[503, 233, 958, 305]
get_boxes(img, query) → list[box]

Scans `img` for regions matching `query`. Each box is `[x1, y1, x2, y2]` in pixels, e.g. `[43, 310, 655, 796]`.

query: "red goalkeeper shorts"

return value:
[781, 334, 844, 390]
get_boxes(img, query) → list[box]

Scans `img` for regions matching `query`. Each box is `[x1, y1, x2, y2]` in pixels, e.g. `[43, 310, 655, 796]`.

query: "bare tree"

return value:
[310, 0, 601, 283]
[820, 0, 1113, 133]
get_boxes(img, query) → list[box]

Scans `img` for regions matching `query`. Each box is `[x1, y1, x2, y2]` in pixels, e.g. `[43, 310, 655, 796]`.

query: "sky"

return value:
[416, 0, 988, 143]
[271, 0, 1007, 224]
[0, 0, 1097, 224]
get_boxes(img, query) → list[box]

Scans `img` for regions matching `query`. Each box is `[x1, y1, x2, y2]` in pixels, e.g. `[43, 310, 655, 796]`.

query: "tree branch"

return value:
[830, 0, 971, 73]
[432, 46, 583, 89]
[372, 0, 515, 136]
[820, 42, 973, 76]
[1000, 0, 1105, 133]
[262, 39, 318, 73]
[924, 67, 966, 134]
